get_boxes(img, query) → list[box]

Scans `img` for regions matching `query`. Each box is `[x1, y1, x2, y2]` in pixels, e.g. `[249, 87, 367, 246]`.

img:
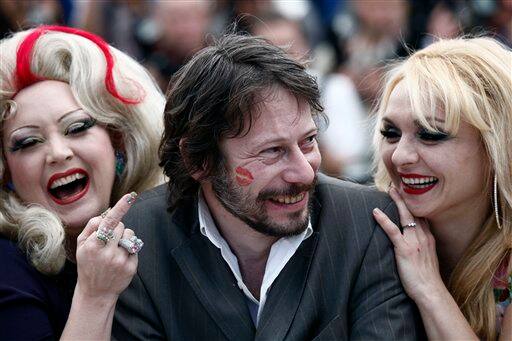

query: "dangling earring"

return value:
[115, 150, 126, 177]
[6, 181, 15, 192]
[494, 175, 502, 230]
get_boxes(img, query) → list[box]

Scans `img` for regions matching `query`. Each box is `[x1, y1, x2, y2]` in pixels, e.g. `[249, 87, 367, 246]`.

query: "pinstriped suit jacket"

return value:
[113, 174, 424, 340]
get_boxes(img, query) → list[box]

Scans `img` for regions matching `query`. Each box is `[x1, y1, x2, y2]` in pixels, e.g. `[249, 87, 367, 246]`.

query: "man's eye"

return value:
[9, 137, 42, 152]
[65, 118, 96, 135]
[262, 146, 283, 155]
[304, 134, 317, 144]
[380, 128, 401, 142]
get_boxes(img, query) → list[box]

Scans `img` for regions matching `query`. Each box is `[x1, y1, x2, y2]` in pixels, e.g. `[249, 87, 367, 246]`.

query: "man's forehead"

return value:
[250, 88, 312, 125]
[234, 118, 315, 157]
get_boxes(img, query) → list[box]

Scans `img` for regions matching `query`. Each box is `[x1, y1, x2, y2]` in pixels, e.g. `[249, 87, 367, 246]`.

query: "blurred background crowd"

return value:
[1, 0, 510, 182]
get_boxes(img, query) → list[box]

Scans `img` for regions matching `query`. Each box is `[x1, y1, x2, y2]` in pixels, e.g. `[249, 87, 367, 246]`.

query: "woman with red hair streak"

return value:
[0, 26, 164, 340]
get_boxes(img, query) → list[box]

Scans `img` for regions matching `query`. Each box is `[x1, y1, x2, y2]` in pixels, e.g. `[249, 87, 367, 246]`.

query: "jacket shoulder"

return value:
[316, 173, 392, 208]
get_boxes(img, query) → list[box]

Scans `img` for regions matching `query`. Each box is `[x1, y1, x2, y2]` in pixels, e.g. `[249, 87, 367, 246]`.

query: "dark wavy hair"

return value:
[159, 33, 324, 210]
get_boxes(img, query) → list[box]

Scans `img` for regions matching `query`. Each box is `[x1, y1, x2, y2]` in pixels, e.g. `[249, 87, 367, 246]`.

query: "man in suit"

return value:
[113, 34, 422, 340]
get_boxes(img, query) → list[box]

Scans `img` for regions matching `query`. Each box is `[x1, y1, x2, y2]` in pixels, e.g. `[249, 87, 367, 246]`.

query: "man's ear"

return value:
[179, 137, 206, 181]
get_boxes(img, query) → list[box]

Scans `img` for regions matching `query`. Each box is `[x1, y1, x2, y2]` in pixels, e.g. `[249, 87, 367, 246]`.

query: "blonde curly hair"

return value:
[0, 27, 165, 275]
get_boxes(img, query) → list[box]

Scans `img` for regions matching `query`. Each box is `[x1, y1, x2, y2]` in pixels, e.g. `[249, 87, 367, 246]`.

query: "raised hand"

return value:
[373, 187, 444, 301]
[75, 192, 139, 300]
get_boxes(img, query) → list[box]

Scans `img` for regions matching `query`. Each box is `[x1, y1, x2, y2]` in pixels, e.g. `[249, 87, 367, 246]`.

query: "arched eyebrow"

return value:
[381, 116, 446, 127]
[6, 108, 84, 139]
[57, 108, 85, 123]
[415, 117, 446, 125]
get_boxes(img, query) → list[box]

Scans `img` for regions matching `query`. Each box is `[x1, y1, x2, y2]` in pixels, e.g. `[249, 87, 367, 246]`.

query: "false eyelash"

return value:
[9, 136, 40, 152]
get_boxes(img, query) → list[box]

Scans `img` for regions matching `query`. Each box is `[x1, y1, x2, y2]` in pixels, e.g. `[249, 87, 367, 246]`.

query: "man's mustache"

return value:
[257, 177, 317, 201]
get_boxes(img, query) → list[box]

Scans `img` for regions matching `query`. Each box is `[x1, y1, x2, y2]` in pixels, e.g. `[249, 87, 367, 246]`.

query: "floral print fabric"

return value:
[494, 259, 511, 332]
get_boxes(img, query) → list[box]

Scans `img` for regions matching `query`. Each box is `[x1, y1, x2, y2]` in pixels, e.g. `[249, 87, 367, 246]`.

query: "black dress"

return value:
[0, 237, 76, 340]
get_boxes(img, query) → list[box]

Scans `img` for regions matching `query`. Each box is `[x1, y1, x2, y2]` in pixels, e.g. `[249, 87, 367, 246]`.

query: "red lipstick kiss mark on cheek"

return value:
[235, 166, 254, 186]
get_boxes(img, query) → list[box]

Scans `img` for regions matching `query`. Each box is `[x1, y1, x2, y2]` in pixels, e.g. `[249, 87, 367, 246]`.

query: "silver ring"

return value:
[101, 208, 111, 218]
[118, 235, 144, 254]
[96, 226, 114, 244]
[402, 222, 417, 229]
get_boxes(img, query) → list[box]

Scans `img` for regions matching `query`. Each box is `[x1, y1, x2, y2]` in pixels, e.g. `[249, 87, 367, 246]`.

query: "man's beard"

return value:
[211, 163, 316, 238]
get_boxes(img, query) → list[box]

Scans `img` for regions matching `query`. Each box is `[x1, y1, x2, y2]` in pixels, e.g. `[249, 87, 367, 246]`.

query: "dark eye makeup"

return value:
[8, 117, 97, 152]
[9, 137, 43, 152]
[416, 128, 450, 141]
[380, 121, 451, 142]
[65, 118, 96, 135]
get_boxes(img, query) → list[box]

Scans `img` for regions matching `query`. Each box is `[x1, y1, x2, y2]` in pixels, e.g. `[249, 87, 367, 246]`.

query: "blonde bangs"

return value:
[373, 36, 512, 339]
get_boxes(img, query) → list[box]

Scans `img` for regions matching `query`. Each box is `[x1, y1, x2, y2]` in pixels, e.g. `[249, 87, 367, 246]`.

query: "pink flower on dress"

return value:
[493, 259, 509, 289]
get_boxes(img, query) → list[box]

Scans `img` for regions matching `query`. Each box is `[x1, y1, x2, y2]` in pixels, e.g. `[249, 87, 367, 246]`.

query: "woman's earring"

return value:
[494, 175, 502, 230]
[115, 150, 126, 177]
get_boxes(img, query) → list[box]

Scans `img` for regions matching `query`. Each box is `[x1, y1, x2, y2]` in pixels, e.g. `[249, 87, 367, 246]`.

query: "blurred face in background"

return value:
[154, 0, 211, 59]
[252, 18, 309, 61]
[352, 0, 409, 38]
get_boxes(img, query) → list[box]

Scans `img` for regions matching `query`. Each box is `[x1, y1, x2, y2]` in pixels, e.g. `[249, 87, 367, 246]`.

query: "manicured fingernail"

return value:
[127, 192, 138, 204]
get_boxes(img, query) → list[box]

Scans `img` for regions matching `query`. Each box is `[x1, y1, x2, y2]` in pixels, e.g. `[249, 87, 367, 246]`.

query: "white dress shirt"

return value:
[197, 193, 313, 325]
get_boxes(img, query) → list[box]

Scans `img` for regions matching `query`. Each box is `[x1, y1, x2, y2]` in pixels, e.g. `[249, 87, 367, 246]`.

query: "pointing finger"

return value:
[99, 192, 137, 231]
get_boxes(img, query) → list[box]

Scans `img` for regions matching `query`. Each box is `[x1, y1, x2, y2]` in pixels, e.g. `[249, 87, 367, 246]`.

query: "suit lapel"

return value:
[170, 202, 255, 340]
[256, 198, 322, 340]
[255, 231, 319, 340]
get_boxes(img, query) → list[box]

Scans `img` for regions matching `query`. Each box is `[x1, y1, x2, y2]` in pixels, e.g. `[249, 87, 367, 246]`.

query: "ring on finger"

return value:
[118, 235, 144, 254]
[96, 226, 115, 244]
[96, 229, 110, 245]
[100, 207, 111, 218]
[402, 222, 417, 229]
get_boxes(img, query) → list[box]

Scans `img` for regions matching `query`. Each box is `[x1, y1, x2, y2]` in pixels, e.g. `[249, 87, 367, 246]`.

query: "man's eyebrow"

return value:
[252, 127, 318, 149]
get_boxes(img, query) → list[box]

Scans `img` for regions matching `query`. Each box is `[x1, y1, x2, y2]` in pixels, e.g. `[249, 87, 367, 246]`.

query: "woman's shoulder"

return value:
[0, 236, 50, 296]
[0, 236, 72, 339]
[0, 236, 34, 273]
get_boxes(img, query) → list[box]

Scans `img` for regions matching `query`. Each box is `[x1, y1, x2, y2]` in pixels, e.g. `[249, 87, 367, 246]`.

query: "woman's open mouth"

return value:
[47, 168, 90, 205]
[399, 173, 439, 195]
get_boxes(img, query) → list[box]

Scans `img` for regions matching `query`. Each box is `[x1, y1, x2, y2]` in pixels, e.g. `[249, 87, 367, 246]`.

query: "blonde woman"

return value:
[372, 37, 512, 340]
[0, 26, 164, 339]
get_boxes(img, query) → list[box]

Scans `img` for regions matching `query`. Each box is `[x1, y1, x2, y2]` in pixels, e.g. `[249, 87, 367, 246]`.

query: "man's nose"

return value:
[282, 147, 317, 185]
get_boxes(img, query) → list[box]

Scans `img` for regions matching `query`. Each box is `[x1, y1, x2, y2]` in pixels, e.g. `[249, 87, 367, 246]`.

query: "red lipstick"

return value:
[398, 173, 438, 195]
[47, 168, 89, 205]
[402, 184, 437, 195]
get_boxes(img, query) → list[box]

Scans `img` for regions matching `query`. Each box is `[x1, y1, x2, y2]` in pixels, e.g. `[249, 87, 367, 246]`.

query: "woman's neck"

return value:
[428, 203, 490, 281]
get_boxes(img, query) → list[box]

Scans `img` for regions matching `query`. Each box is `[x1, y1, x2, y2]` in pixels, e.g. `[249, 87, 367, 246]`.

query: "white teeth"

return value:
[272, 193, 305, 204]
[401, 176, 437, 186]
[50, 173, 85, 189]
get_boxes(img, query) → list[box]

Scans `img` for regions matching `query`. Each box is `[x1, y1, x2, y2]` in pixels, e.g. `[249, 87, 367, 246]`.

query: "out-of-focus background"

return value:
[2, 0, 510, 183]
